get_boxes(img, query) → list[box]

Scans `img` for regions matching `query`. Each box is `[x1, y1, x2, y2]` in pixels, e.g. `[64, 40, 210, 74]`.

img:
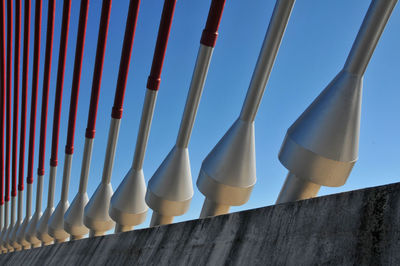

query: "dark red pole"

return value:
[50, 0, 71, 168]
[5, 0, 13, 205]
[12, 0, 21, 199]
[37, 0, 55, 177]
[85, 0, 112, 139]
[200, 0, 225, 48]
[26, 0, 42, 186]
[18, 0, 30, 192]
[0, 0, 6, 207]
[146, 0, 177, 92]
[65, 0, 89, 156]
[110, 0, 141, 120]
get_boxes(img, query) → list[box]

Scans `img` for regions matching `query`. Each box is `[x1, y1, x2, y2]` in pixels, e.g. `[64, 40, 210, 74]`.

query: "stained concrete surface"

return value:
[0, 182, 399, 265]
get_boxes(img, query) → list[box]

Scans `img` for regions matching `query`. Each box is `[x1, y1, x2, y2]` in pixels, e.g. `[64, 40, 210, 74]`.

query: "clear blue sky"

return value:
[12, 0, 400, 231]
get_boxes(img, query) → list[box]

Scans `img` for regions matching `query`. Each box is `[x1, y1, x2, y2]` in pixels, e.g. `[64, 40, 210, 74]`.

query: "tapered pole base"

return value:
[276, 172, 321, 204]
[199, 198, 230, 218]
[150, 212, 174, 227]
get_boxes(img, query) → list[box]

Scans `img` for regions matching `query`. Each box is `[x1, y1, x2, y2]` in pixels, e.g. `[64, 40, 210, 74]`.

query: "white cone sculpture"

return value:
[48, 0, 89, 243]
[17, 0, 41, 250]
[196, 0, 295, 218]
[109, 0, 177, 233]
[26, 0, 55, 248]
[64, 0, 112, 240]
[276, 0, 398, 203]
[36, 0, 71, 246]
[146, 0, 226, 226]
[84, 0, 140, 237]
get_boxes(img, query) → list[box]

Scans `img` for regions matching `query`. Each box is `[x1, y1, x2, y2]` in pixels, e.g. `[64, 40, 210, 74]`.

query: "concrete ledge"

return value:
[1, 182, 400, 265]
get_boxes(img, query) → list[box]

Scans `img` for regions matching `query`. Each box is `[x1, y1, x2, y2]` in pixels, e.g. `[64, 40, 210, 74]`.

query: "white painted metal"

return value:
[36, 165, 57, 245]
[277, 0, 398, 203]
[6, 195, 16, 251]
[25, 174, 43, 248]
[48, 154, 72, 243]
[10, 190, 23, 250]
[16, 182, 32, 249]
[0, 202, 7, 252]
[109, 90, 159, 232]
[64, 137, 93, 238]
[197, 0, 295, 217]
[146, 45, 213, 226]
[84, 118, 119, 236]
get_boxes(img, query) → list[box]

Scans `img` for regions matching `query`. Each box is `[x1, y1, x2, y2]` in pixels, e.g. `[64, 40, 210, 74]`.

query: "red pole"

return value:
[12, 0, 21, 200]
[37, 0, 55, 178]
[49, 0, 71, 168]
[111, 0, 141, 120]
[0, 0, 6, 209]
[5, 0, 13, 207]
[85, 0, 112, 139]
[26, 0, 42, 188]
[64, 0, 89, 156]
[18, 0, 30, 194]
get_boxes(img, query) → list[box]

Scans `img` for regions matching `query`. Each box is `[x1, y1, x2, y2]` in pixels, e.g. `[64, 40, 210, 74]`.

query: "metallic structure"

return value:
[197, 0, 295, 218]
[0, 0, 397, 255]
[146, 0, 226, 226]
[48, 0, 89, 243]
[109, 0, 177, 232]
[36, 0, 71, 246]
[0, 0, 6, 253]
[65, 0, 112, 240]
[18, 0, 42, 250]
[84, 0, 141, 237]
[26, 0, 54, 248]
[11, 0, 29, 251]
[276, 0, 398, 204]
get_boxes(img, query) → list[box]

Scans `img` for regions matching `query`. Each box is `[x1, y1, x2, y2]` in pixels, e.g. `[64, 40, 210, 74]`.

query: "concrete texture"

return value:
[0, 182, 399, 265]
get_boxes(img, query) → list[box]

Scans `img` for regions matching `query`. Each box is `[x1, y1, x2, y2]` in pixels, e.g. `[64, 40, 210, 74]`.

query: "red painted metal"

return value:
[146, 0, 177, 91]
[18, 0, 30, 192]
[85, 0, 112, 139]
[111, 0, 141, 119]
[200, 0, 226, 47]
[12, 0, 21, 197]
[49, 0, 71, 166]
[64, 0, 90, 155]
[37, 0, 55, 176]
[5, 0, 13, 202]
[0, 0, 6, 205]
[26, 0, 42, 185]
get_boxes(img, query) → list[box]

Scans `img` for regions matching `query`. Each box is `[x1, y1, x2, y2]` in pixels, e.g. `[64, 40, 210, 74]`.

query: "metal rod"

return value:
[27, 0, 55, 248]
[239, 0, 294, 123]
[0, 0, 6, 252]
[49, 0, 89, 243]
[22, 0, 41, 250]
[148, 0, 226, 226]
[343, 0, 398, 76]
[66, 0, 112, 240]
[37, 0, 71, 245]
[3, 0, 13, 251]
[110, 0, 177, 232]
[198, 0, 295, 218]
[84, 0, 140, 237]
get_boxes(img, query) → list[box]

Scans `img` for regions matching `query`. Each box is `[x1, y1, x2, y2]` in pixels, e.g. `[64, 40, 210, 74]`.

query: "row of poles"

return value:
[0, 0, 397, 253]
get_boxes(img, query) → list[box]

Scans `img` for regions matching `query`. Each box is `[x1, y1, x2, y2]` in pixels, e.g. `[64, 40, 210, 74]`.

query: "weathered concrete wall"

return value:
[1, 182, 400, 265]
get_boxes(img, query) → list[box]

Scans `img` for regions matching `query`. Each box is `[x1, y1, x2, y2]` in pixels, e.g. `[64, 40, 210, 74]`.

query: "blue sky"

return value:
[6, 0, 400, 231]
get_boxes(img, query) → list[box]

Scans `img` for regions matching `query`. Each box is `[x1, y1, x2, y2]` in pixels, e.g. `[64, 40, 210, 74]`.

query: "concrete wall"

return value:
[1, 182, 399, 265]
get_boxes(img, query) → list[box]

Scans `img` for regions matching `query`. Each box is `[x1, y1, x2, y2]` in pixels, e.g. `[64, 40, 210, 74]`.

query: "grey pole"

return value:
[276, 0, 397, 204]
[197, 0, 296, 218]
[0, 202, 9, 252]
[146, 0, 226, 227]
[16, 182, 31, 249]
